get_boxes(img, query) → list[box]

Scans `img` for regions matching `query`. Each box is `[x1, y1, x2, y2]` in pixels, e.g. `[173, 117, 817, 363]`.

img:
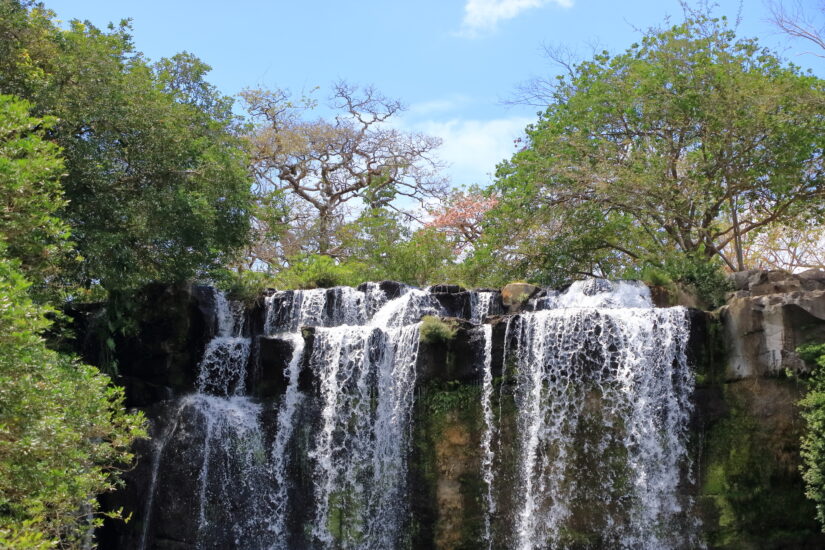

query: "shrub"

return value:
[214, 269, 274, 304]
[0, 249, 145, 546]
[419, 315, 457, 344]
[798, 343, 825, 531]
[274, 254, 368, 289]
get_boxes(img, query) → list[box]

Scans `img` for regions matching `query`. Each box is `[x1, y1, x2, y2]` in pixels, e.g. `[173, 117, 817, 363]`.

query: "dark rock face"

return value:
[65, 284, 214, 405]
[358, 280, 406, 299]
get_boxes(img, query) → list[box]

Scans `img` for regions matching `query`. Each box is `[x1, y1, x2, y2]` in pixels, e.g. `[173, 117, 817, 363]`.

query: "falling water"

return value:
[480, 323, 496, 549]
[196, 290, 251, 396]
[265, 283, 388, 332]
[308, 288, 429, 549]
[266, 332, 305, 546]
[189, 394, 272, 548]
[470, 290, 497, 324]
[133, 280, 697, 549]
[498, 280, 697, 549]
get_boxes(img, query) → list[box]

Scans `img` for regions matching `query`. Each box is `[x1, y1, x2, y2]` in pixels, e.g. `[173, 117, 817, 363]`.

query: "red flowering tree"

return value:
[427, 189, 498, 253]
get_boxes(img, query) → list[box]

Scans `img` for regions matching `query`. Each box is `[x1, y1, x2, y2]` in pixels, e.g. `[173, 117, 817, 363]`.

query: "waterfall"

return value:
[138, 289, 277, 549]
[470, 290, 497, 324]
[266, 332, 305, 546]
[308, 288, 427, 549]
[131, 280, 698, 549]
[497, 280, 697, 549]
[480, 323, 496, 549]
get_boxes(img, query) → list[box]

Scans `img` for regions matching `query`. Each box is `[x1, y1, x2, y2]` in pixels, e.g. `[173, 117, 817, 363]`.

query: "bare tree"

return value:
[242, 82, 447, 260]
[768, 0, 825, 57]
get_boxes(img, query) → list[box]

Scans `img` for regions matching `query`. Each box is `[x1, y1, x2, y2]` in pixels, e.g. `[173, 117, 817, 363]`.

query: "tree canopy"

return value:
[0, 93, 144, 548]
[242, 83, 447, 264]
[474, 14, 825, 286]
[0, 0, 253, 296]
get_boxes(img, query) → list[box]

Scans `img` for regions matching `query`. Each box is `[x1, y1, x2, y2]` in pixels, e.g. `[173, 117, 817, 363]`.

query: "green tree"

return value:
[485, 14, 825, 284]
[0, 94, 67, 289]
[0, 248, 145, 548]
[0, 88, 144, 549]
[798, 343, 825, 531]
[0, 1, 253, 296]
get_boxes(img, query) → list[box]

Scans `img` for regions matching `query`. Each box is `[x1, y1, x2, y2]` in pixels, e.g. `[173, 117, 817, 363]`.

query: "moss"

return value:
[325, 490, 365, 545]
[693, 312, 727, 388]
[420, 315, 458, 345]
[409, 381, 485, 549]
[699, 380, 822, 548]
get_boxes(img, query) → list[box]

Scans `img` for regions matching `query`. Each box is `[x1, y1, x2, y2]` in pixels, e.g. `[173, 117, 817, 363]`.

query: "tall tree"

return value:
[0, 93, 144, 549]
[242, 83, 447, 262]
[485, 13, 824, 282]
[0, 0, 253, 295]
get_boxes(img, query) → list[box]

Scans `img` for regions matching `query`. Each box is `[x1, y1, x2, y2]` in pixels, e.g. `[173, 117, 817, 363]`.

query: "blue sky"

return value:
[44, 0, 825, 189]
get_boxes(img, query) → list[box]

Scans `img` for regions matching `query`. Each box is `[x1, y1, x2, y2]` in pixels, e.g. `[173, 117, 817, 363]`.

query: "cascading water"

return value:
[261, 284, 442, 549]
[470, 290, 499, 324]
[131, 280, 698, 549]
[480, 323, 496, 549]
[138, 288, 277, 550]
[482, 280, 698, 549]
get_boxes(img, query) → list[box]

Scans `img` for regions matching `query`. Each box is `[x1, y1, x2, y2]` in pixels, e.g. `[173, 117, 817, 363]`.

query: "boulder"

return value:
[500, 282, 541, 313]
[720, 276, 825, 378]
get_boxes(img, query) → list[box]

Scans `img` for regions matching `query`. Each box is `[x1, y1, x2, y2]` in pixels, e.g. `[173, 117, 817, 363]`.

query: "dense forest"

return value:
[1, 0, 824, 547]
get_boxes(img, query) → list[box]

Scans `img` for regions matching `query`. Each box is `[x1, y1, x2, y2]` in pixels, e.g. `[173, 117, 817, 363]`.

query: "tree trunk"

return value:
[729, 196, 745, 271]
[318, 208, 330, 255]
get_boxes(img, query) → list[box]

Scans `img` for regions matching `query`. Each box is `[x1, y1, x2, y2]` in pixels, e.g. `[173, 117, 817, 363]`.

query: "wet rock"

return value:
[429, 284, 466, 294]
[416, 319, 481, 383]
[357, 280, 405, 299]
[250, 335, 295, 398]
[430, 289, 472, 319]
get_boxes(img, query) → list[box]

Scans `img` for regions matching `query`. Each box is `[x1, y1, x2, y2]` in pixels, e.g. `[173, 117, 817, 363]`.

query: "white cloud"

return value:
[407, 95, 473, 116]
[412, 116, 532, 188]
[459, 0, 573, 37]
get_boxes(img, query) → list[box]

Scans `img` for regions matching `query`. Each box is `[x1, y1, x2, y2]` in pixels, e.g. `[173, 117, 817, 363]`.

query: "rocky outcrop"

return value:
[693, 269, 825, 548]
[500, 282, 540, 313]
[720, 270, 825, 379]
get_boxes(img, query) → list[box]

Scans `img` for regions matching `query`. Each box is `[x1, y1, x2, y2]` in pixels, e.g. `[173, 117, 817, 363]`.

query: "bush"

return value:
[214, 269, 274, 304]
[419, 315, 457, 344]
[798, 343, 825, 532]
[0, 249, 145, 546]
[629, 253, 731, 309]
[274, 254, 368, 290]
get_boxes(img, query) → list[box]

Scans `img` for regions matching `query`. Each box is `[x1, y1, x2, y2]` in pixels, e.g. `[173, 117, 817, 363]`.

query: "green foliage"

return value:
[274, 254, 367, 289]
[638, 266, 672, 288]
[479, 12, 825, 283]
[421, 381, 480, 417]
[214, 269, 274, 304]
[0, 248, 145, 547]
[0, 93, 68, 295]
[419, 316, 458, 345]
[632, 253, 731, 309]
[337, 209, 458, 286]
[700, 382, 819, 546]
[798, 343, 825, 531]
[662, 254, 731, 309]
[0, 1, 253, 295]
